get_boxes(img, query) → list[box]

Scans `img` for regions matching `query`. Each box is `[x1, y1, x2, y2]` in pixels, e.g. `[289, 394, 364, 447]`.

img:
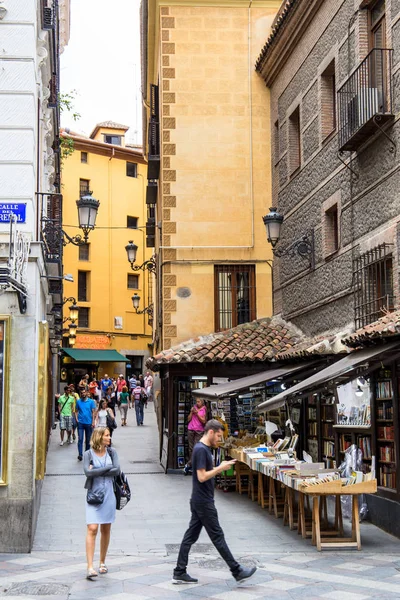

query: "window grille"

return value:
[78, 271, 89, 302]
[79, 244, 89, 261]
[78, 307, 90, 328]
[353, 243, 394, 329]
[214, 265, 256, 332]
[126, 162, 138, 177]
[127, 274, 139, 289]
[81, 152, 88, 164]
[79, 179, 90, 197]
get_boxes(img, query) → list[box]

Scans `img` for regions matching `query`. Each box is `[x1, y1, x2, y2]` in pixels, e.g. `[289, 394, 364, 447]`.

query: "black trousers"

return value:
[174, 500, 240, 575]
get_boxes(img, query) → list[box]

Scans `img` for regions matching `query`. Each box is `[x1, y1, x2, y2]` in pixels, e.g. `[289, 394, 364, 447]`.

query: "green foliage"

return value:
[59, 90, 80, 163]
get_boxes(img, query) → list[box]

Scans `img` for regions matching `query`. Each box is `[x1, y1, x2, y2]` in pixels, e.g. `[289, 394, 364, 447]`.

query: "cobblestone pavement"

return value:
[0, 405, 399, 599]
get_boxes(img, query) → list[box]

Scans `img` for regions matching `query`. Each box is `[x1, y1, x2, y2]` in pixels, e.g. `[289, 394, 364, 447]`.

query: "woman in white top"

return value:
[95, 400, 113, 428]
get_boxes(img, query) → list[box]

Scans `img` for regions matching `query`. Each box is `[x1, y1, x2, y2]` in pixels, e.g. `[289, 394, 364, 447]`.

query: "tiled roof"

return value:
[343, 310, 400, 348]
[146, 318, 304, 370]
[255, 0, 298, 72]
[89, 121, 130, 138]
[276, 332, 350, 360]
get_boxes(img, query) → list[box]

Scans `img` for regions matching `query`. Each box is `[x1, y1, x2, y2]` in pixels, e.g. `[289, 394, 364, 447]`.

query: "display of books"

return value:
[336, 378, 371, 426]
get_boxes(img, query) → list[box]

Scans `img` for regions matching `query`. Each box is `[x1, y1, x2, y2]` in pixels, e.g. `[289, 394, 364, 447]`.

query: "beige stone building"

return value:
[141, 0, 280, 353]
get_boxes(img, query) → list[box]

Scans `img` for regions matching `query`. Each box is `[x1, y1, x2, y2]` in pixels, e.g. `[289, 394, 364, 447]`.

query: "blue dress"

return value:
[85, 450, 116, 525]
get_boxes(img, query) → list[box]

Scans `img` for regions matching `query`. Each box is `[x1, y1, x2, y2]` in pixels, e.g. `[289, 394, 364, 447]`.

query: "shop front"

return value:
[258, 339, 400, 537]
[60, 349, 129, 390]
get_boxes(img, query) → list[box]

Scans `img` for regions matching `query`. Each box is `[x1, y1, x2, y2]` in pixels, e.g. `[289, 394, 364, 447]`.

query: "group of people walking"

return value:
[56, 371, 154, 461]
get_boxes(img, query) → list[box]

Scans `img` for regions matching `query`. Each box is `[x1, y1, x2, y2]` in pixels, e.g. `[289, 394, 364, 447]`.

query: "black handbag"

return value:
[113, 471, 131, 510]
[86, 487, 105, 505]
[106, 412, 117, 430]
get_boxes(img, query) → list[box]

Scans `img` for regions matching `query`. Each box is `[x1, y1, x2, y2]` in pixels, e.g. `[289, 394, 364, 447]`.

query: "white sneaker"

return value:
[60, 441, 64, 446]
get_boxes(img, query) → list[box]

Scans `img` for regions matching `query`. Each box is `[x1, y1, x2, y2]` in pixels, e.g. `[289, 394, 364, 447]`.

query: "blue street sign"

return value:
[0, 204, 27, 223]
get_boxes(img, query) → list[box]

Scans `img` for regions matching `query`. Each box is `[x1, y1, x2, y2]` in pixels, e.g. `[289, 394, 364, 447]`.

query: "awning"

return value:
[257, 340, 400, 411]
[191, 363, 314, 400]
[62, 349, 129, 362]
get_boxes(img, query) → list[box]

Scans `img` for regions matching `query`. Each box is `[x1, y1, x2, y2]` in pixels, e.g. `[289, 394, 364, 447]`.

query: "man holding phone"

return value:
[173, 419, 257, 584]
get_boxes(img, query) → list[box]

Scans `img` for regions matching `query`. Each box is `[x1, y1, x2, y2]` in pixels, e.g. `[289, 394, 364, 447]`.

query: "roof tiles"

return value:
[146, 318, 304, 370]
[343, 310, 400, 347]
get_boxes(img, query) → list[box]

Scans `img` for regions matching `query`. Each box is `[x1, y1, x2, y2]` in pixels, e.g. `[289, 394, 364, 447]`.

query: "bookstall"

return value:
[228, 442, 377, 551]
[256, 340, 400, 538]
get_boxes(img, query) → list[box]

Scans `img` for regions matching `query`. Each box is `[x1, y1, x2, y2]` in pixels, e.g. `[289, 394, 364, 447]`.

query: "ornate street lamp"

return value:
[68, 322, 77, 337]
[125, 241, 156, 274]
[68, 334, 76, 347]
[262, 206, 314, 268]
[63, 192, 100, 246]
[131, 293, 154, 318]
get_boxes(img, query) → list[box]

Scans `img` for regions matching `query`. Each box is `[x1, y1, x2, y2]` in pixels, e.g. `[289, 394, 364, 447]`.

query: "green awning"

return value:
[62, 349, 129, 362]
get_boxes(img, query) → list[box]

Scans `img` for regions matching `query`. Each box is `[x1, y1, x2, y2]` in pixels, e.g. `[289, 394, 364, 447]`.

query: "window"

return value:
[370, 0, 385, 50]
[126, 162, 138, 177]
[214, 265, 256, 332]
[79, 243, 90, 261]
[323, 203, 339, 257]
[274, 120, 280, 164]
[288, 106, 300, 174]
[79, 178, 90, 197]
[78, 270, 90, 302]
[103, 134, 122, 145]
[353, 243, 394, 329]
[78, 307, 90, 328]
[127, 274, 139, 289]
[321, 61, 336, 139]
[81, 152, 88, 163]
[127, 216, 138, 229]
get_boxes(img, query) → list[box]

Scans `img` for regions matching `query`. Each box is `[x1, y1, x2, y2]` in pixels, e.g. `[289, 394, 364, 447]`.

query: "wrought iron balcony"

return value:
[337, 48, 393, 152]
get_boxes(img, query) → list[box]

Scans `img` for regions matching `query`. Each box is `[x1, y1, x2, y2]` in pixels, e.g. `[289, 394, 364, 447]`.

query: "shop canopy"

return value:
[257, 340, 400, 411]
[191, 363, 314, 400]
[62, 349, 129, 362]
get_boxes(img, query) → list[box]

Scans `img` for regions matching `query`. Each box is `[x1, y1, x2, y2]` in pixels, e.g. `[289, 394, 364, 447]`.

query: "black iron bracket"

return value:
[337, 151, 359, 179]
[373, 115, 397, 153]
[273, 231, 315, 270]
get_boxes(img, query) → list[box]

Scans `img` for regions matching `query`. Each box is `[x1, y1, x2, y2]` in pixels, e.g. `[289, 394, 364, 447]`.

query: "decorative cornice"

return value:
[61, 132, 147, 164]
[0, 1, 7, 20]
[256, 0, 324, 86]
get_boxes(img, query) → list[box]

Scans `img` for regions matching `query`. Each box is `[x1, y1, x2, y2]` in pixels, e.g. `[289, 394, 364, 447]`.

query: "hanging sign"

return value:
[0, 204, 27, 223]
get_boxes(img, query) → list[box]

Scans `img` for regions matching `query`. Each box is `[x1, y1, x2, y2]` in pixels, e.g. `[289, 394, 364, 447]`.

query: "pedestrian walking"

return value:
[95, 399, 114, 428]
[173, 419, 257, 584]
[58, 386, 75, 446]
[116, 374, 126, 401]
[144, 370, 154, 402]
[79, 374, 90, 394]
[184, 398, 207, 475]
[132, 384, 145, 426]
[84, 427, 120, 580]
[75, 390, 96, 461]
[89, 378, 100, 403]
[118, 386, 129, 426]
[105, 386, 116, 416]
[100, 374, 112, 399]
[69, 384, 79, 441]
[128, 374, 137, 408]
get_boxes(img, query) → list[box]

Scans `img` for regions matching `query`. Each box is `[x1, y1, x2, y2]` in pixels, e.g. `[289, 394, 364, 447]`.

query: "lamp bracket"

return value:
[273, 231, 315, 269]
[134, 303, 154, 318]
[62, 229, 89, 247]
[130, 255, 157, 274]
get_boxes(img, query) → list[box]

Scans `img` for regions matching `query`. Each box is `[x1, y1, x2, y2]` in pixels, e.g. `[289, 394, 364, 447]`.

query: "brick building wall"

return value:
[260, 0, 400, 336]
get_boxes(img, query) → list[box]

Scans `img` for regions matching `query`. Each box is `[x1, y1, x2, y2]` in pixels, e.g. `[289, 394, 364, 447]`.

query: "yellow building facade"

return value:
[143, 0, 280, 353]
[61, 123, 152, 382]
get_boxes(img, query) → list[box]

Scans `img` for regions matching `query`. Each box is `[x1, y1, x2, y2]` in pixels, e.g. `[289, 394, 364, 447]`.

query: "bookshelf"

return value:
[306, 394, 319, 463]
[321, 393, 336, 468]
[375, 369, 396, 490]
[175, 376, 208, 469]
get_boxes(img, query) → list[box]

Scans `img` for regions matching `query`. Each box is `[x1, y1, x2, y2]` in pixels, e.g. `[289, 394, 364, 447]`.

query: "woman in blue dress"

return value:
[83, 427, 120, 580]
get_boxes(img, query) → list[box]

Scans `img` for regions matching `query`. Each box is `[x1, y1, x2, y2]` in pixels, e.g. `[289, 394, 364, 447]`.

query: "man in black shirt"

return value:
[173, 419, 257, 584]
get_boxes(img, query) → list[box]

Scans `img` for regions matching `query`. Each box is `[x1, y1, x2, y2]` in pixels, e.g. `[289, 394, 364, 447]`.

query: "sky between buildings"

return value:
[60, 0, 142, 145]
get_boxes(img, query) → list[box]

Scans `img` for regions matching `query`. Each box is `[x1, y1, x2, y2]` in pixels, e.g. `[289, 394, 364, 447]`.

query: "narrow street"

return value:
[0, 406, 399, 599]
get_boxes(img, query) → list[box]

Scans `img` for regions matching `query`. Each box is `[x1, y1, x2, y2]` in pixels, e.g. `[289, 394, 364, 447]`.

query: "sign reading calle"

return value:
[0, 204, 27, 223]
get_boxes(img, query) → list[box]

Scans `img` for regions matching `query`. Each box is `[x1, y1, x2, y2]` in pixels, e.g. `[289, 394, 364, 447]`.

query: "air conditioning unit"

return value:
[346, 88, 379, 134]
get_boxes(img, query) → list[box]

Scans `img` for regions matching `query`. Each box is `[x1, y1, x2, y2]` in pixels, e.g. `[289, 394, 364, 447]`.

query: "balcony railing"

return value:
[337, 48, 393, 152]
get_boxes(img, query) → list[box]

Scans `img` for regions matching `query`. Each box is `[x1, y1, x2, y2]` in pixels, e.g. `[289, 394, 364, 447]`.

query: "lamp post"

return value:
[63, 192, 100, 246]
[262, 207, 314, 268]
[131, 293, 154, 318]
[125, 241, 156, 273]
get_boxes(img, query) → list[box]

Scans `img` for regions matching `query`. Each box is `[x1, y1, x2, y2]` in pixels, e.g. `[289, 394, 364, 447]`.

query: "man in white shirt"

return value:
[144, 371, 154, 402]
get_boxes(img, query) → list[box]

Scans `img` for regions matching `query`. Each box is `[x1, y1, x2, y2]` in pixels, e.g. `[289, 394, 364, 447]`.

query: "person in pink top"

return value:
[184, 398, 207, 475]
[116, 374, 126, 401]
